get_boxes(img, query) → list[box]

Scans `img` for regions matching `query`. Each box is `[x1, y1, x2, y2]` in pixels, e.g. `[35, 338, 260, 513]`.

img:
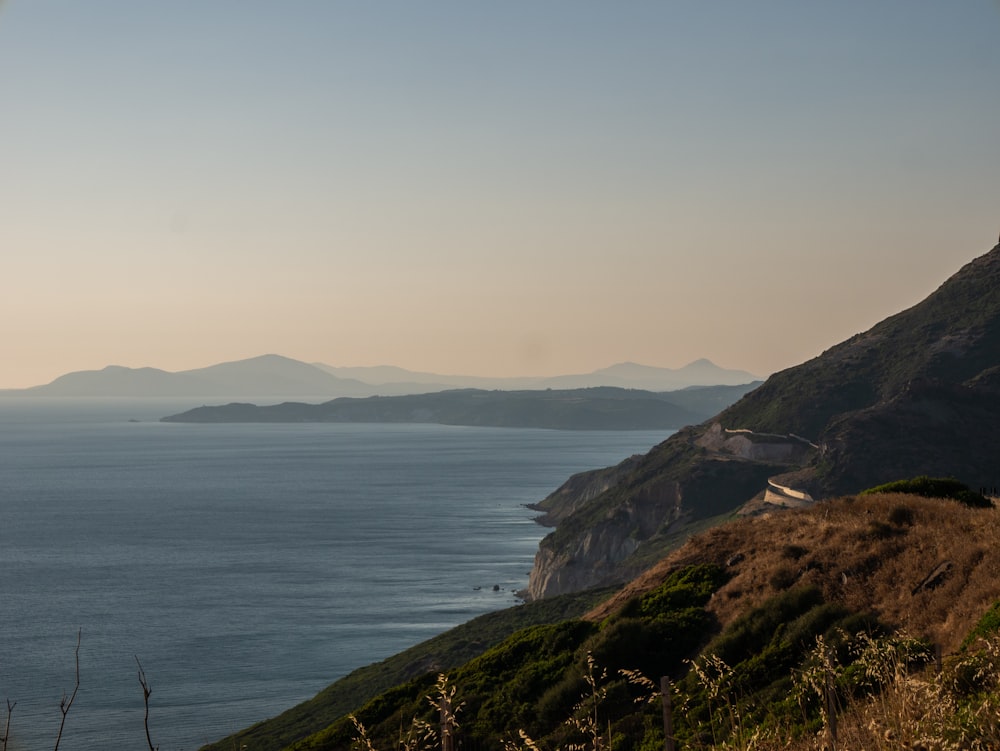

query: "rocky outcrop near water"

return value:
[525, 426, 793, 598]
[526, 476, 683, 598]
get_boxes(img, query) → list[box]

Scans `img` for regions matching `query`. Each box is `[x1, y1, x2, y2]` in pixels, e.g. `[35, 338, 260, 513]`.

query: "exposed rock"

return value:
[529, 454, 646, 527]
[526, 479, 683, 599]
[525, 427, 786, 599]
[912, 560, 954, 595]
[696, 423, 816, 464]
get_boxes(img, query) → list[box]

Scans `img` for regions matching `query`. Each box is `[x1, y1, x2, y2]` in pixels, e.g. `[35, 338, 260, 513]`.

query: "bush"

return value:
[636, 563, 728, 617]
[703, 586, 826, 666]
[963, 601, 1000, 649]
[861, 476, 992, 508]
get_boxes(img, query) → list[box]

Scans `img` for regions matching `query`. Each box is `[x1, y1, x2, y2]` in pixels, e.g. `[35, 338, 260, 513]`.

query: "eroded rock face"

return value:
[523, 427, 787, 599]
[530, 454, 646, 527]
[526, 480, 682, 599]
[695, 423, 815, 464]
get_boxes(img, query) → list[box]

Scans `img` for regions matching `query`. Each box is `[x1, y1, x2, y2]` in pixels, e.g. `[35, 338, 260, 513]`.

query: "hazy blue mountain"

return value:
[178, 354, 373, 397]
[313, 359, 760, 392]
[24, 365, 214, 397]
[16, 354, 372, 398]
[311, 364, 471, 389]
[540, 359, 759, 390]
[10, 356, 759, 398]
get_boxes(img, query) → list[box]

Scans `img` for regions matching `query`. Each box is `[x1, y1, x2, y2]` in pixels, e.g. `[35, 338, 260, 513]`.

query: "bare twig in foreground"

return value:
[2, 698, 16, 751]
[53, 628, 81, 751]
[136, 656, 158, 751]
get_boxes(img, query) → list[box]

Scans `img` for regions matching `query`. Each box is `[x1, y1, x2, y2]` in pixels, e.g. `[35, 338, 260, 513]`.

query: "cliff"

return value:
[525, 426, 802, 598]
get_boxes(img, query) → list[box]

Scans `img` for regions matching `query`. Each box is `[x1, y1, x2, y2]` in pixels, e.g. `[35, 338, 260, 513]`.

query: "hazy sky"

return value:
[2, 2, 998, 388]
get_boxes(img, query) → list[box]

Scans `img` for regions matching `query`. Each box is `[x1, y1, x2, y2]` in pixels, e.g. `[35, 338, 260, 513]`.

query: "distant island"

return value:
[2, 355, 761, 399]
[160, 384, 760, 431]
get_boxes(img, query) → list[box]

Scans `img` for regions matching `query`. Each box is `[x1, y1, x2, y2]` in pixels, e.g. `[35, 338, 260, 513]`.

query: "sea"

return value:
[0, 397, 670, 751]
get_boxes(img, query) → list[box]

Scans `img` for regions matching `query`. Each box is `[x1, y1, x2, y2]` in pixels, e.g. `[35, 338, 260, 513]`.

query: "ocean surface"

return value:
[0, 398, 670, 751]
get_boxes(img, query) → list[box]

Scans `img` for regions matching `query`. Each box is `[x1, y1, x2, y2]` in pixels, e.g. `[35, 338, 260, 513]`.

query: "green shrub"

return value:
[636, 563, 728, 617]
[706, 586, 826, 666]
[963, 601, 1000, 649]
[861, 476, 992, 508]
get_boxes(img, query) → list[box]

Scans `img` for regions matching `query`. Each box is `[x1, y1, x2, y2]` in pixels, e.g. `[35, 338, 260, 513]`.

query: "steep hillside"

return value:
[722, 244, 1000, 439]
[587, 492, 1000, 654]
[525, 427, 793, 598]
[266, 492, 1000, 751]
[527, 242, 1000, 597]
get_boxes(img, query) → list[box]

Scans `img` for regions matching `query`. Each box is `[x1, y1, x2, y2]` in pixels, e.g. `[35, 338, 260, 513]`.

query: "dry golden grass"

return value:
[586, 493, 1000, 654]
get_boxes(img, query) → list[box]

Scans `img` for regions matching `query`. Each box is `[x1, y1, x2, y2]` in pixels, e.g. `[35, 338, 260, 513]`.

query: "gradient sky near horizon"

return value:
[2, 2, 998, 388]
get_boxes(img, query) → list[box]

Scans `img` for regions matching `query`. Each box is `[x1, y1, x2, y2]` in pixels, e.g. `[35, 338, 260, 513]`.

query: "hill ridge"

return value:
[9, 357, 760, 398]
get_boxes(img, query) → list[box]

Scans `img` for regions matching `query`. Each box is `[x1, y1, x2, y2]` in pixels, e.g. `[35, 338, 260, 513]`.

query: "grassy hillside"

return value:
[210, 491, 1000, 751]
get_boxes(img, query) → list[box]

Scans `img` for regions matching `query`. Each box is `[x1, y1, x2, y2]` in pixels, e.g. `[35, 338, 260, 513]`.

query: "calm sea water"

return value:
[0, 398, 669, 751]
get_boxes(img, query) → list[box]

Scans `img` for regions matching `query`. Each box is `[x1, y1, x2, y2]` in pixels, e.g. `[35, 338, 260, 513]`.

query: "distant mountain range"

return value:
[314, 359, 759, 393]
[4, 356, 760, 399]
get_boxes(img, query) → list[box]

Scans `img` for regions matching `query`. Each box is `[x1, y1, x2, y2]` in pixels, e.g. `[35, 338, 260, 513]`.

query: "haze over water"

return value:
[0, 399, 668, 750]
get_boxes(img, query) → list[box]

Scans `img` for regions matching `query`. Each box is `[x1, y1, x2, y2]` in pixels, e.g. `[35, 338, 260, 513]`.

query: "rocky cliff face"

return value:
[529, 454, 647, 527]
[526, 476, 684, 599]
[525, 427, 792, 599]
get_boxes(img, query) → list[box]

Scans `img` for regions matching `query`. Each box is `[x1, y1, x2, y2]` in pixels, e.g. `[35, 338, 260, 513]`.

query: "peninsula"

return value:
[160, 384, 759, 431]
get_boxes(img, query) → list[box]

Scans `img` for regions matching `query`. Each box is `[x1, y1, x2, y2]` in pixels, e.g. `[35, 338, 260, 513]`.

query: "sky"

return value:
[1, 2, 998, 388]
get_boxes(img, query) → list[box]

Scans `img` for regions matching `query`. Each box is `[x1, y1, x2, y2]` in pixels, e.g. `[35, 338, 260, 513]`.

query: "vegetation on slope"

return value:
[861, 475, 991, 508]
[201, 587, 618, 751]
[284, 565, 729, 751]
[234, 491, 1000, 751]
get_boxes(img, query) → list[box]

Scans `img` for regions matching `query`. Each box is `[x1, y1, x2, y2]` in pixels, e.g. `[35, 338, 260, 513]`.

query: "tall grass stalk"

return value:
[322, 631, 1000, 751]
